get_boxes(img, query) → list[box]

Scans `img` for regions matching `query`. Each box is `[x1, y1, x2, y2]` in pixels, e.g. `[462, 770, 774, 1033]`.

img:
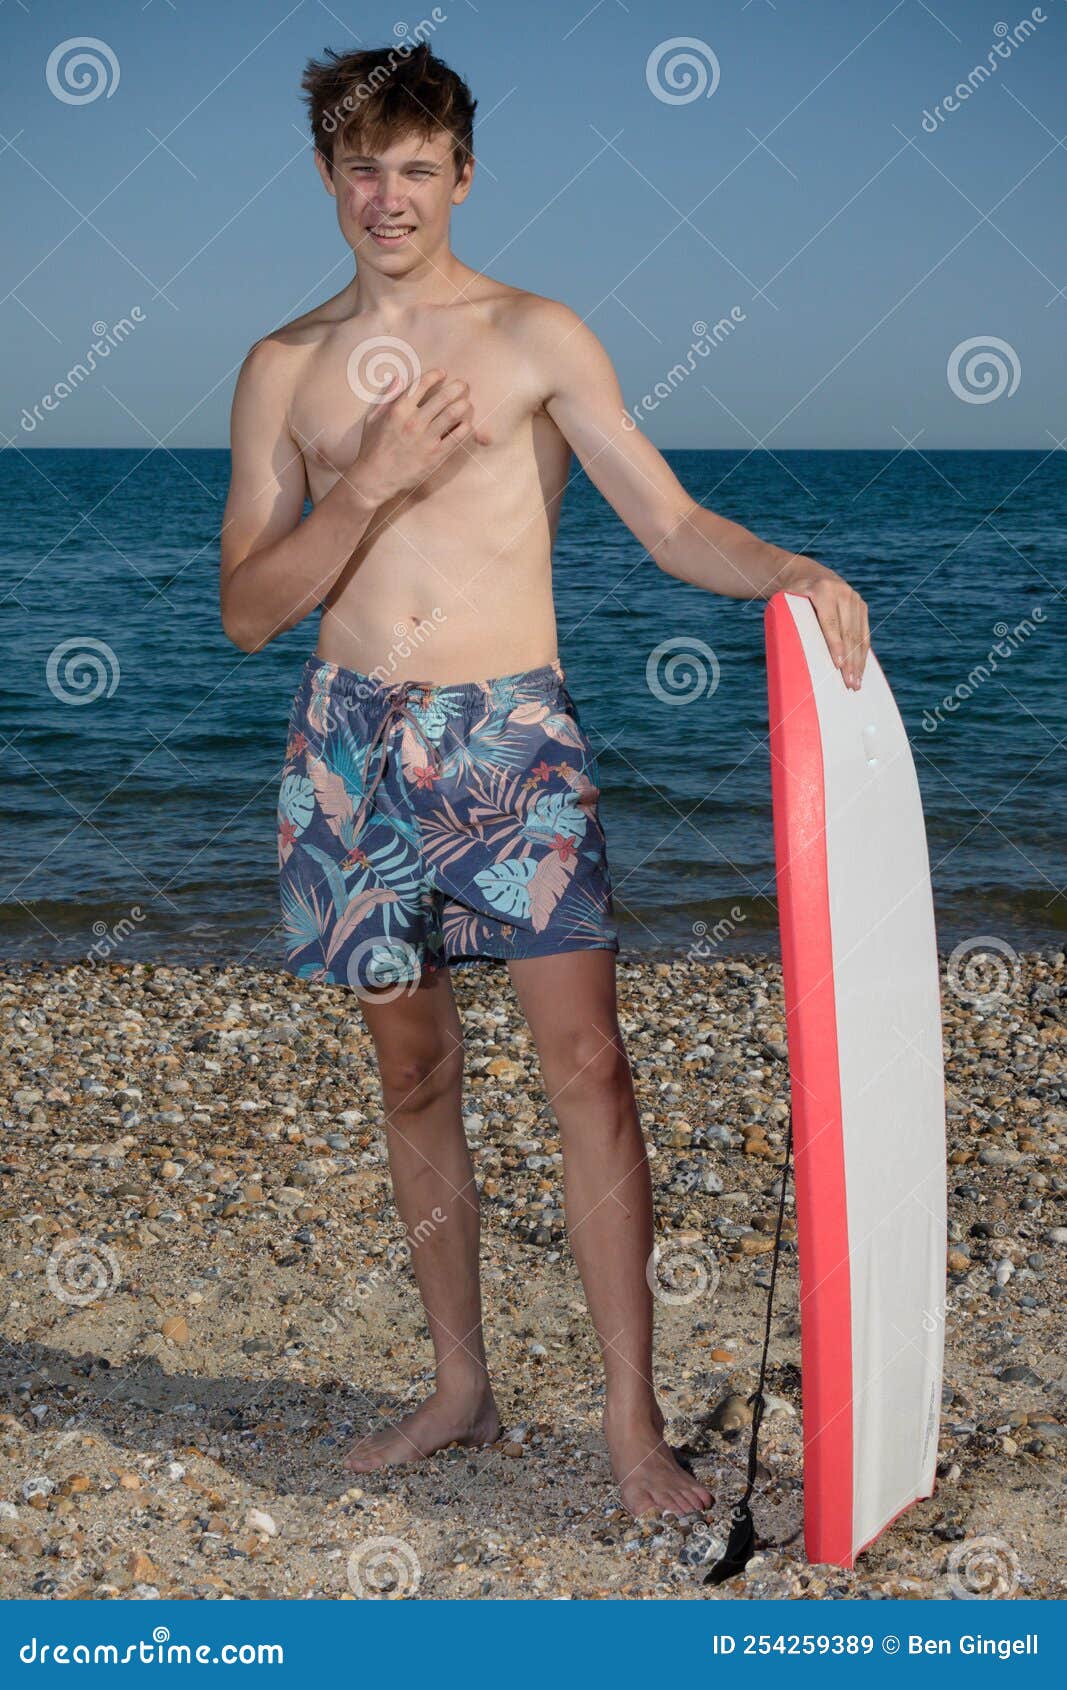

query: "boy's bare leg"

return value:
[343, 965, 499, 1470]
[508, 950, 712, 1519]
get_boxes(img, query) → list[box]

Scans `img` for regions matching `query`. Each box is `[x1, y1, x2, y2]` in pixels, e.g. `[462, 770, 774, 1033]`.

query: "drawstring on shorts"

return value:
[351, 682, 444, 837]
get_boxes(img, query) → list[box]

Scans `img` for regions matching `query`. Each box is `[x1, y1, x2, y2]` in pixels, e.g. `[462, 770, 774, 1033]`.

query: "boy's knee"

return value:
[546, 1025, 627, 1096]
[380, 1041, 464, 1111]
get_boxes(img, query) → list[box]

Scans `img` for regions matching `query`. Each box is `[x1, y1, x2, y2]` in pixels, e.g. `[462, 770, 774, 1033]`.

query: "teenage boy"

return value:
[220, 44, 869, 1518]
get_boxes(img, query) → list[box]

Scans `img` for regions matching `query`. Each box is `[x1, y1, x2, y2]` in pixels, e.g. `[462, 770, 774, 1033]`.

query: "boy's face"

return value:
[317, 126, 473, 269]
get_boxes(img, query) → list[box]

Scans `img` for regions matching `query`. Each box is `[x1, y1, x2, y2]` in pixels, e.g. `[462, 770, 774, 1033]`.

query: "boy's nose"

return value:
[373, 174, 407, 206]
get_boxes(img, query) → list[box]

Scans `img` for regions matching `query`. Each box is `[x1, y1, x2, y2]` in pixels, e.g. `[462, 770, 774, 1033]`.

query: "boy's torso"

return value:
[272, 273, 571, 684]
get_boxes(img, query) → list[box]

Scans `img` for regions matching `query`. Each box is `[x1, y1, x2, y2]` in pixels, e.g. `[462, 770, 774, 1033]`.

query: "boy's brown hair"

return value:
[301, 42, 477, 180]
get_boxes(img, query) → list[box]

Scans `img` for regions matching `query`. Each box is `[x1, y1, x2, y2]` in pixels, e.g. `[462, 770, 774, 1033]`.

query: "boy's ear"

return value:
[313, 148, 337, 197]
[452, 156, 475, 206]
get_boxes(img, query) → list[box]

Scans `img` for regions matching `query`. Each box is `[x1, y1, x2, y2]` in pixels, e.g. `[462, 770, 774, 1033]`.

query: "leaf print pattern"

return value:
[306, 756, 354, 837]
[473, 855, 539, 918]
[277, 654, 619, 990]
[525, 787, 587, 843]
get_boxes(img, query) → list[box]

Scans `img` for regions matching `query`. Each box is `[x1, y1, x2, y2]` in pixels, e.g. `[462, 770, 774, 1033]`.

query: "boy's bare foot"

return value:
[605, 1403, 713, 1519]
[343, 1386, 500, 1472]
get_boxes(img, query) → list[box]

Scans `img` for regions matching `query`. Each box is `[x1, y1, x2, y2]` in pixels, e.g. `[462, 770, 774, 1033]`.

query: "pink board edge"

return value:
[764, 590, 856, 1569]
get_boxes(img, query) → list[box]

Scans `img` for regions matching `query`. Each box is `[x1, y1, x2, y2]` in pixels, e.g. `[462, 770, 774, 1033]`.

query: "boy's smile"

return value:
[319, 128, 473, 272]
[368, 223, 416, 245]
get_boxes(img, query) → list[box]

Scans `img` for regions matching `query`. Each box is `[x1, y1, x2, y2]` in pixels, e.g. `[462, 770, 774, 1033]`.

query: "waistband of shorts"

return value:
[300, 653, 567, 703]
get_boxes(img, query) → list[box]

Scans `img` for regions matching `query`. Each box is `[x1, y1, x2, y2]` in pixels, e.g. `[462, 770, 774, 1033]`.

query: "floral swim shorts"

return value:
[277, 654, 620, 992]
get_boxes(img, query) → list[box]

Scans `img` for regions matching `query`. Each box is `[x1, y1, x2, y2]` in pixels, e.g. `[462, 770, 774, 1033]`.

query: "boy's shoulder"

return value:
[233, 292, 359, 399]
[471, 282, 593, 388]
[247, 291, 350, 358]
[483, 279, 582, 335]
[433, 269, 581, 339]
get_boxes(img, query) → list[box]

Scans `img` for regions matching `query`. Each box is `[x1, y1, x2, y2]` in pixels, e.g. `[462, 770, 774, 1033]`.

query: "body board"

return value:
[764, 590, 947, 1569]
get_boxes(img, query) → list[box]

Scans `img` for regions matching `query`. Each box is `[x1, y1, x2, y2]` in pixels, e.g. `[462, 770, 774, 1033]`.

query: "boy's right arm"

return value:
[218, 339, 379, 655]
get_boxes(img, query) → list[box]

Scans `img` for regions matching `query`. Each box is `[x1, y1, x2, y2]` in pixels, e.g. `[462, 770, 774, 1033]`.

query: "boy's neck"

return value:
[351, 245, 476, 316]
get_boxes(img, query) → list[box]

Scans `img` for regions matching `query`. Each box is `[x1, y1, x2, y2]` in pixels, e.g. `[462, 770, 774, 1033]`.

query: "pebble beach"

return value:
[0, 951, 1063, 1602]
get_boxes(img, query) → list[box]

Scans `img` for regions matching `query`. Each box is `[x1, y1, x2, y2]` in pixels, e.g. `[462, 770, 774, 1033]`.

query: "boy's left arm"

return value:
[533, 301, 870, 689]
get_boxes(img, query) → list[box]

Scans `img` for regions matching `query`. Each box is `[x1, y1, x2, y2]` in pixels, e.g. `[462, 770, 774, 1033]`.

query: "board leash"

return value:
[704, 1112, 794, 1586]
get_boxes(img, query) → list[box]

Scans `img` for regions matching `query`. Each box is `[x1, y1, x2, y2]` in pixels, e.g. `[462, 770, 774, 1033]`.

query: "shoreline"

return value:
[0, 953, 1063, 1599]
[2, 928, 1066, 975]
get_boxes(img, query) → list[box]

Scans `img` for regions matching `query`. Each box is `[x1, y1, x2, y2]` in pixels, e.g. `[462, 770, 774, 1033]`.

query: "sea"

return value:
[1, 447, 1063, 967]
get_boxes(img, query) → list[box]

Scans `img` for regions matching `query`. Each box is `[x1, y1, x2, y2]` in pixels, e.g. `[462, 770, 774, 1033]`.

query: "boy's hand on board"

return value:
[778, 560, 871, 691]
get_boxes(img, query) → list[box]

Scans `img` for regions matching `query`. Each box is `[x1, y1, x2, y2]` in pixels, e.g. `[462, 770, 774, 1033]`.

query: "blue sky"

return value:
[3, 0, 1064, 448]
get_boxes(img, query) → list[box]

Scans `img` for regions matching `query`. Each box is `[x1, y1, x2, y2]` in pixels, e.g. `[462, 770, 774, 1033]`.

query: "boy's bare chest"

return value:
[289, 318, 547, 487]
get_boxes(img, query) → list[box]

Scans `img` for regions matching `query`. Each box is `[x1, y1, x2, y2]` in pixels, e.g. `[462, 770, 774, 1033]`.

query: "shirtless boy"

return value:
[220, 43, 869, 1519]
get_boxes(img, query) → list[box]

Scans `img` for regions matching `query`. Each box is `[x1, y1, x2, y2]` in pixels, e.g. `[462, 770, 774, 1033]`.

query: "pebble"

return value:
[246, 1508, 278, 1537]
[999, 1364, 1043, 1385]
[126, 1552, 160, 1582]
[1027, 1422, 1066, 1442]
[709, 1392, 753, 1432]
[762, 1393, 796, 1417]
[678, 1528, 727, 1567]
